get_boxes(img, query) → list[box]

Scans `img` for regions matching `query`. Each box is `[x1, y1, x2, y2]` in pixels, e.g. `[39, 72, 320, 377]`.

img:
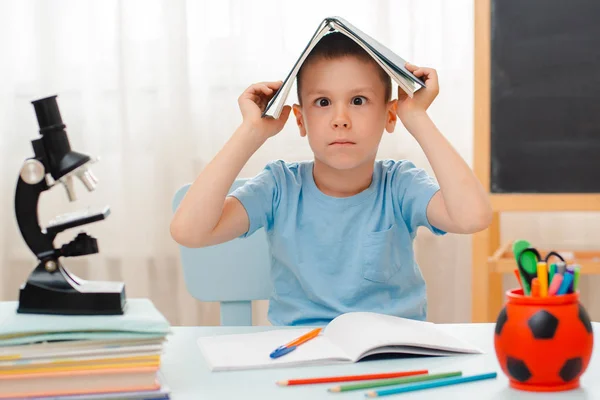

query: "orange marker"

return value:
[531, 278, 540, 297]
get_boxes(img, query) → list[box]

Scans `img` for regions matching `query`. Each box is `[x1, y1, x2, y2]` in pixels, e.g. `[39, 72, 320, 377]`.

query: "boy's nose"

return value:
[332, 121, 349, 129]
[331, 110, 351, 129]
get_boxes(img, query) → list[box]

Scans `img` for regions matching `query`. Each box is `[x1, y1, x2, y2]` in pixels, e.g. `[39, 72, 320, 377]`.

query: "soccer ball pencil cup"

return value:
[494, 287, 593, 391]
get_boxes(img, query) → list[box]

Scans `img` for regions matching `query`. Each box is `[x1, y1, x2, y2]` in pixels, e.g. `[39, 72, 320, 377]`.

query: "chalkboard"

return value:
[490, 0, 600, 193]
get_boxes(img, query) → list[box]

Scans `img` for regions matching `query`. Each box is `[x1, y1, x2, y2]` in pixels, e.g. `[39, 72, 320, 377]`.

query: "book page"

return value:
[331, 17, 426, 89]
[197, 328, 350, 371]
[330, 21, 416, 96]
[323, 312, 482, 362]
[263, 19, 331, 118]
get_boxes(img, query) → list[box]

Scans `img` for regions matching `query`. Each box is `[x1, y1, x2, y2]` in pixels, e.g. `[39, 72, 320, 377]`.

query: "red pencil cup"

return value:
[494, 288, 594, 392]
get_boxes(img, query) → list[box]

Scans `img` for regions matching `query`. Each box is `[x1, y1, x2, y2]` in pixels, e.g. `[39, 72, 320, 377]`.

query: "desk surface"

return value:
[161, 323, 600, 400]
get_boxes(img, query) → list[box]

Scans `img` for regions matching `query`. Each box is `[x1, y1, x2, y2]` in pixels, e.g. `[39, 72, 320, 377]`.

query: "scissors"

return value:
[517, 247, 565, 292]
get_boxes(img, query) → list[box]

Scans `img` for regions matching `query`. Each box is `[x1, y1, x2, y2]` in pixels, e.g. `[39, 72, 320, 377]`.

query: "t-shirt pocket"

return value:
[361, 224, 409, 284]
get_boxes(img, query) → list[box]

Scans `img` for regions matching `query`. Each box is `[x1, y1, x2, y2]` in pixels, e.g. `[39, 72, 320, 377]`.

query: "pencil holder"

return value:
[494, 288, 593, 392]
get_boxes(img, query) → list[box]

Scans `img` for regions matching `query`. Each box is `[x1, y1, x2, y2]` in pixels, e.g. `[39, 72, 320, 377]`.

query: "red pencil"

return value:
[276, 369, 428, 386]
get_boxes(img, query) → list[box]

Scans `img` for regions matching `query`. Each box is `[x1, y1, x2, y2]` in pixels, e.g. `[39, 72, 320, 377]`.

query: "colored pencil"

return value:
[365, 372, 498, 397]
[328, 371, 461, 392]
[277, 369, 427, 386]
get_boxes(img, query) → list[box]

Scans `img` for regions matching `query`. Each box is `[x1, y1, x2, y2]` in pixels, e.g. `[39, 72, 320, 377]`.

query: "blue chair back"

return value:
[171, 179, 271, 325]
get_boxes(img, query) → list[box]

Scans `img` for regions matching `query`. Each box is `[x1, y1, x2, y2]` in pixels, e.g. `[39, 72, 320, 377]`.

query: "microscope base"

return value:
[17, 263, 126, 315]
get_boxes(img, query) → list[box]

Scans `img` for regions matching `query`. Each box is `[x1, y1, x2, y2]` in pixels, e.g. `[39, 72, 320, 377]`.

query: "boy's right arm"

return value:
[170, 81, 292, 248]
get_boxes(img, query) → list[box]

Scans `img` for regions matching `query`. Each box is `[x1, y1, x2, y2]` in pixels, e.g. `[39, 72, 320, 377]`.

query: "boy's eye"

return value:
[314, 98, 330, 107]
[352, 96, 367, 106]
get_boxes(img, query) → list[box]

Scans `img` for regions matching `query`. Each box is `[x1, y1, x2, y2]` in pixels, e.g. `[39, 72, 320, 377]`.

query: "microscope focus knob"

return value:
[44, 260, 58, 272]
[20, 159, 45, 185]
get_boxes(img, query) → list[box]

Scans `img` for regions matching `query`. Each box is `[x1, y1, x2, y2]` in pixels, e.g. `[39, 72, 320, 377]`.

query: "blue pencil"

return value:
[365, 372, 497, 397]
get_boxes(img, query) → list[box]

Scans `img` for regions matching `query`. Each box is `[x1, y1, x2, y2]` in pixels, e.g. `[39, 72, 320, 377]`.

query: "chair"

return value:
[171, 179, 272, 326]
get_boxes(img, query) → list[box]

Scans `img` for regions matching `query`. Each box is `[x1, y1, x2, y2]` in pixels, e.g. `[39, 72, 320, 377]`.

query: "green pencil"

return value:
[328, 371, 462, 393]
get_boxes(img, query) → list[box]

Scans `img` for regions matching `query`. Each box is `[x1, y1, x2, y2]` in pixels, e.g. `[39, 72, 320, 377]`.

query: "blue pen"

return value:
[365, 372, 498, 397]
[269, 328, 322, 359]
[270, 345, 297, 359]
[557, 271, 574, 295]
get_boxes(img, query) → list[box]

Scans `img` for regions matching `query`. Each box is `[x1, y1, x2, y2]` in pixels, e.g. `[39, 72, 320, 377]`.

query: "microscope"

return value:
[15, 95, 126, 315]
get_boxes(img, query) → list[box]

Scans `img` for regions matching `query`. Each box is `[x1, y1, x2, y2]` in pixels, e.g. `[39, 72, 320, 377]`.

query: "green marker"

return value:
[549, 263, 556, 284]
[573, 265, 581, 292]
[328, 371, 462, 393]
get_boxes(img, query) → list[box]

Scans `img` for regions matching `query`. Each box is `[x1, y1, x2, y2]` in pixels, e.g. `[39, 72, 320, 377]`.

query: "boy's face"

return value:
[293, 56, 397, 171]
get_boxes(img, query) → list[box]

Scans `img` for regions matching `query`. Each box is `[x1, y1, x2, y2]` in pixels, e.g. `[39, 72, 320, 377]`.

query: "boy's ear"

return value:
[385, 99, 398, 133]
[292, 104, 307, 137]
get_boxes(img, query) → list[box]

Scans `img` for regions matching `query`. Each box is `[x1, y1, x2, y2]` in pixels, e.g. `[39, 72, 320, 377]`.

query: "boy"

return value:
[170, 32, 492, 326]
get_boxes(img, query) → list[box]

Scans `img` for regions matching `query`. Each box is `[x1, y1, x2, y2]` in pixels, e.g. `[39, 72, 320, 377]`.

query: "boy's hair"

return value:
[296, 32, 392, 105]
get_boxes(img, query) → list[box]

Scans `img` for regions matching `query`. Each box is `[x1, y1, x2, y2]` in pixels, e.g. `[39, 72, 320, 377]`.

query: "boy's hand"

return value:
[396, 63, 439, 121]
[238, 81, 292, 140]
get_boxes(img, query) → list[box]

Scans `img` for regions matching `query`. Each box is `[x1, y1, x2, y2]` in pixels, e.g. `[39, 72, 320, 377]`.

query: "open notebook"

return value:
[198, 312, 482, 372]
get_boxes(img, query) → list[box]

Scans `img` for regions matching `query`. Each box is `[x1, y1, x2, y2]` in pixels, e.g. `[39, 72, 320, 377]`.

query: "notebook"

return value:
[0, 366, 160, 399]
[0, 298, 171, 346]
[263, 16, 426, 119]
[21, 372, 170, 400]
[0, 337, 165, 360]
[197, 312, 483, 372]
[0, 353, 162, 373]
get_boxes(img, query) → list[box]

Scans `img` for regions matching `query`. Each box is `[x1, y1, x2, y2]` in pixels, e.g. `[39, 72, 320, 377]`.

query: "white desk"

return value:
[161, 323, 600, 399]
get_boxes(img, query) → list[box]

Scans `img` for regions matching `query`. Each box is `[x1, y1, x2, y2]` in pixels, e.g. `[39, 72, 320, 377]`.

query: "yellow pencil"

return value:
[537, 262, 548, 297]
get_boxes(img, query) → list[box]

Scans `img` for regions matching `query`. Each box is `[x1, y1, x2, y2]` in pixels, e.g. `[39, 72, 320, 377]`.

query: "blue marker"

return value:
[557, 271, 574, 295]
[365, 372, 498, 397]
[566, 266, 576, 293]
[557, 262, 567, 276]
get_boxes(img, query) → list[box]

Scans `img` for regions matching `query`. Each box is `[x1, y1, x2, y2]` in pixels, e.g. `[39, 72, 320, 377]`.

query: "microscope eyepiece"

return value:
[32, 95, 65, 133]
[29, 95, 93, 199]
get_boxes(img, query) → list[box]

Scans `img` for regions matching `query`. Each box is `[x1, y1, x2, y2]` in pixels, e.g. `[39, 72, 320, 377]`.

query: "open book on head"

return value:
[262, 16, 426, 119]
[198, 312, 482, 372]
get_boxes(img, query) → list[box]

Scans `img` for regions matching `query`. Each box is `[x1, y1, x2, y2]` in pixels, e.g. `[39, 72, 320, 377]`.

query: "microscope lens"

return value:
[78, 169, 97, 192]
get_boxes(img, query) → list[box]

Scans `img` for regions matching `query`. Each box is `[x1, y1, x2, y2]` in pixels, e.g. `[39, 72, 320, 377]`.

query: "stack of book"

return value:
[0, 299, 171, 399]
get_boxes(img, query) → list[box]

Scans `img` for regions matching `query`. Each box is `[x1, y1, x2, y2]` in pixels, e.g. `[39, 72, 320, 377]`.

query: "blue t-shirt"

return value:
[229, 159, 445, 326]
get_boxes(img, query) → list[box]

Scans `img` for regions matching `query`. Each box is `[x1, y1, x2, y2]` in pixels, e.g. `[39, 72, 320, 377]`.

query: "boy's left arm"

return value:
[396, 63, 492, 234]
